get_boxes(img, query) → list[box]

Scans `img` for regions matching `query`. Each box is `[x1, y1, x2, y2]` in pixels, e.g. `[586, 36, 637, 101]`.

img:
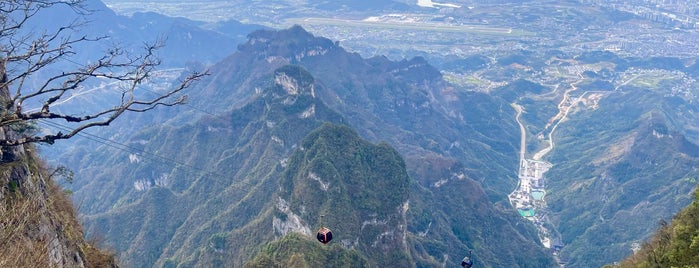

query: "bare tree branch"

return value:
[0, 0, 208, 146]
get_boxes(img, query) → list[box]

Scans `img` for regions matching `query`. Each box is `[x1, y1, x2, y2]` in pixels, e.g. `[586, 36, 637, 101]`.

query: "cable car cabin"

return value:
[316, 227, 332, 244]
[461, 256, 473, 268]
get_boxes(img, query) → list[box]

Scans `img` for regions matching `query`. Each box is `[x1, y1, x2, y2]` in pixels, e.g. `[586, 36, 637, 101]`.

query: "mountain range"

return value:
[31, 1, 699, 267]
[50, 26, 555, 267]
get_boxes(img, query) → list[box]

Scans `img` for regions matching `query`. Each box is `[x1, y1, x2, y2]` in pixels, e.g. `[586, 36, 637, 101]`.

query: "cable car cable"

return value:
[38, 119, 225, 179]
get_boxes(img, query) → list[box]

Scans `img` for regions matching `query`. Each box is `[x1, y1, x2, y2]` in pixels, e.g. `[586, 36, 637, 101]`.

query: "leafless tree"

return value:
[0, 0, 207, 146]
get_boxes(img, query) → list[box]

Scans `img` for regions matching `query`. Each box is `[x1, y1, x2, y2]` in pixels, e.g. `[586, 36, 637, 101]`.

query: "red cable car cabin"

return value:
[316, 227, 332, 244]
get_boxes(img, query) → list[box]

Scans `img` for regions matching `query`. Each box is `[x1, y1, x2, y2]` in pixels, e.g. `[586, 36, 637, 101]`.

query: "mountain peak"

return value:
[239, 25, 337, 63]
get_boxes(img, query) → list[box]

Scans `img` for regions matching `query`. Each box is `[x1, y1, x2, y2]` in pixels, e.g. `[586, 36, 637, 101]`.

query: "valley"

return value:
[508, 79, 603, 259]
[503, 48, 697, 265]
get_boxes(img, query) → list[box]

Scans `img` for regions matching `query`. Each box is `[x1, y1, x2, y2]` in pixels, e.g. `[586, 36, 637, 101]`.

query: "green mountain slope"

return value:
[609, 187, 699, 267]
[244, 233, 369, 267]
[257, 122, 412, 267]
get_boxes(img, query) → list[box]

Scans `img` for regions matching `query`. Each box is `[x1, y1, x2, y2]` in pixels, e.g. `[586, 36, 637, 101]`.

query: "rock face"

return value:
[0, 147, 86, 267]
[0, 67, 116, 267]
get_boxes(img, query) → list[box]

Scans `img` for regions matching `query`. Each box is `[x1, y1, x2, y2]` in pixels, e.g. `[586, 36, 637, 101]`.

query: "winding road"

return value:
[509, 82, 597, 252]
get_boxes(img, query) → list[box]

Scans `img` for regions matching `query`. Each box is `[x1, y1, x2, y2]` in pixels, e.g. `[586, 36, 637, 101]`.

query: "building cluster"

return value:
[509, 159, 552, 219]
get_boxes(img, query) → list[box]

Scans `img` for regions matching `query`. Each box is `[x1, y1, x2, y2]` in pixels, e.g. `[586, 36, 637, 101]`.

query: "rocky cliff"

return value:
[0, 65, 116, 267]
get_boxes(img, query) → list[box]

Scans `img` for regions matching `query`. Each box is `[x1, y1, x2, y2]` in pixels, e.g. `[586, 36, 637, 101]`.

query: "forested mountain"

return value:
[52, 27, 554, 267]
[190, 25, 523, 200]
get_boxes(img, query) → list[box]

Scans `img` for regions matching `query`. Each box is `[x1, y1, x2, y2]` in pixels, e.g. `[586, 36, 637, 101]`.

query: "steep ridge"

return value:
[0, 133, 117, 266]
[0, 138, 116, 267]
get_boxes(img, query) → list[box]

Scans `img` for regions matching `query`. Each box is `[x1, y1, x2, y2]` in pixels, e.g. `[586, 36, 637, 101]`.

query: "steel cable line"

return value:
[38, 119, 226, 179]
[39, 119, 272, 197]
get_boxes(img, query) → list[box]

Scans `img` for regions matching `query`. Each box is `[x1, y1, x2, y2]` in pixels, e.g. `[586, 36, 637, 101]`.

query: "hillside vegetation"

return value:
[249, 122, 411, 267]
[0, 143, 116, 267]
[244, 233, 369, 267]
[608, 187, 699, 267]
